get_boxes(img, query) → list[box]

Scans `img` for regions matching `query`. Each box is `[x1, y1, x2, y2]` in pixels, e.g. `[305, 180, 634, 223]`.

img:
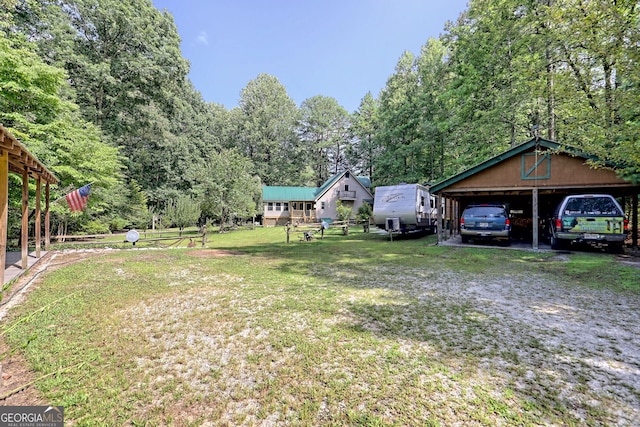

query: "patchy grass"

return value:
[1, 227, 639, 426]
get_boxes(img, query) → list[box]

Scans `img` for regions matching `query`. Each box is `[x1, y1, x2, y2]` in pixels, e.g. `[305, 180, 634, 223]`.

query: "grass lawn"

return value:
[1, 226, 639, 426]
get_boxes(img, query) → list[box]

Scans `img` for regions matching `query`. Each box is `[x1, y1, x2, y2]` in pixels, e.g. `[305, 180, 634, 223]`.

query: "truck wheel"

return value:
[607, 243, 623, 254]
[551, 235, 564, 250]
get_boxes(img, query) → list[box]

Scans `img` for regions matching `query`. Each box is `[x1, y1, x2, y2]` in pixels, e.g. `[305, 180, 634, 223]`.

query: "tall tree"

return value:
[11, 0, 208, 198]
[442, 0, 546, 166]
[0, 29, 123, 226]
[298, 95, 351, 186]
[198, 148, 261, 230]
[349, 92, 380, 178]
[414, 38, 450, 182]
[237, 74, 301, 186]
[374, 51, 426, 185]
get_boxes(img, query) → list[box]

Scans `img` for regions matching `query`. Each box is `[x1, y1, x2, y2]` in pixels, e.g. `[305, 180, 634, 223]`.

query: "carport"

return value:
[430, 138, 640, 250]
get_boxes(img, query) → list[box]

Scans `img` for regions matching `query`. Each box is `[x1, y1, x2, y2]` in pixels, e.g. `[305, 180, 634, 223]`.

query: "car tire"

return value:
[607, 243, 623, 254]
[550, 235, 565, 250]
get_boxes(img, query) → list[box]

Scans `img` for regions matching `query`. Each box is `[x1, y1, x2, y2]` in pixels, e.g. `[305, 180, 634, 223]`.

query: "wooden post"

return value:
[35, 178, 41, 257]
[436, 195, 443, 244]
[633, 193, 638, 249]
[21, 167, 29, 269]
[0, 150, 8, 285]
[532, 188, 539, 250]
[45, 182, 51, 251]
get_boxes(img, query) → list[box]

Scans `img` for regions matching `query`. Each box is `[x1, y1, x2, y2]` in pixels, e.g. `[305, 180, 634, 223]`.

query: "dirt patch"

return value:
[617, 253, 640, 268]
[186, 249, 244, 258]
[0, 341, 45, 405]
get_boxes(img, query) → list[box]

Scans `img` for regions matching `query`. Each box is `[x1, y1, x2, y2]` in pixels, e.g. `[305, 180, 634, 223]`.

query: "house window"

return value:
[306, 202, 312, 211]
[321, 201, 325, 210]
[275, 202, 282, 211]
[344, 184, 349, 191]
[291, 202, 297, 210]
[421, 196, 425, 207]
[284, 202, 289, 211]
[267, 202, 273, 211]
[345, 171, 350, 178]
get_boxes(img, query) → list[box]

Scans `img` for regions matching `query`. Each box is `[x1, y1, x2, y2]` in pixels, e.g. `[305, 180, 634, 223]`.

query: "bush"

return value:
[109, 217, 129, 232]
[82, 219, 111, 235]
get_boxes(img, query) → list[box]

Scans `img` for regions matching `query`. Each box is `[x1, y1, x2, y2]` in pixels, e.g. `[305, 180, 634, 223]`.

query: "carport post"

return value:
[532, 188, 539, 250]
[436, 195, 443, 244]
[633, 194, 638, 248]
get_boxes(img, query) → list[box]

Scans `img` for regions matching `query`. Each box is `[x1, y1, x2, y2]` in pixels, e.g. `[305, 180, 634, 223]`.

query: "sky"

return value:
[150, 1, 469, 113]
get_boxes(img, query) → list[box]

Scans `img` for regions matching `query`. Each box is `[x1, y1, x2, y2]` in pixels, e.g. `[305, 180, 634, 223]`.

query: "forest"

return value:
[1, 0, 639, 236]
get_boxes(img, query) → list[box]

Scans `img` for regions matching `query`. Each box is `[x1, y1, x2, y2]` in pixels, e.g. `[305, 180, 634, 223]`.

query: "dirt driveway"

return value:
[1, 248, 639, 425]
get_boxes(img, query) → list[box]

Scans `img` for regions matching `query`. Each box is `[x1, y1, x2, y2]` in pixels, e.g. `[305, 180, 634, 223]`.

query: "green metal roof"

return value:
[357, 176, 371, 188]
[316, 174, 340, 196]
[262, 186, 317, 201]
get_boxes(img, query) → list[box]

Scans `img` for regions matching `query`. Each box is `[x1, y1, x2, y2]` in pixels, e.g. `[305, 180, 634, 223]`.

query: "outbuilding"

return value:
[430, 138, 639, 250]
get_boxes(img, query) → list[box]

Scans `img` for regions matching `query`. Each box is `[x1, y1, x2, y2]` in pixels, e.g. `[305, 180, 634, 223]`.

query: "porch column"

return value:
[21, 167, 29, 269]
[35, 178, 41, 257]
[436, 195, 443, 244]
[0, 150, 8, 285]
[45, 182, 51, 251]
[532, 188, 539, 250]
[633, 193, 638, 249]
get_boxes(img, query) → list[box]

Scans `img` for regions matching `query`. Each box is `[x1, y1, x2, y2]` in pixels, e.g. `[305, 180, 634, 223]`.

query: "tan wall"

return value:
[448, 150, 629, 191]
[316, 175, 371, 220]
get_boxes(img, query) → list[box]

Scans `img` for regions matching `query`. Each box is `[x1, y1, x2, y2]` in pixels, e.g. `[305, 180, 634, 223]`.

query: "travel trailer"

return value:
[373, 183, 437, 234]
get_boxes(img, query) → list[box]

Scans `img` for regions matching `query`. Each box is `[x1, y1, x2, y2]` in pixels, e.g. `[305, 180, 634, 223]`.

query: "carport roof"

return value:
[429, 138, 621, 194]
[431, 139, 555, 193]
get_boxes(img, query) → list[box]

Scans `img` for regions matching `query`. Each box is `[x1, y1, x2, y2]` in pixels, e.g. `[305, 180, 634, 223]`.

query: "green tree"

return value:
[335, 200, 353, 235]
[356, 202, 372, 232]
[0, 33, 63, 130]
[10, 0, 213, 200]
[0, 29, 124, 234]
[414, 38, 450, 182]
[164, 195, 201, 235]
[349, 92, 380, 178]
[441, 0, 545, 171]
[198, 149, 261, 232]
[298, 95, 351, 186]
[237, 74, 301, 186]
[374, 51, 426, 185]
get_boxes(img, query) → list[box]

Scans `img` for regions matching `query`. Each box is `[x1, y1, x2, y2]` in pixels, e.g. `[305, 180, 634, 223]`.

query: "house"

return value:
[262, 170, 373, 226]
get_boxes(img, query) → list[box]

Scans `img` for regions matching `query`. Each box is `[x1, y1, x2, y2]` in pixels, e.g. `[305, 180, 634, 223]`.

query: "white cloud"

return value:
[197, 31, 209, 45]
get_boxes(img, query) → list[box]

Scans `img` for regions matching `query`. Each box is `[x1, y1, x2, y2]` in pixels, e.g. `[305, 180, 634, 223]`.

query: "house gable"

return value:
[314, 170, 373, 201]
[431, 138, 632, 195]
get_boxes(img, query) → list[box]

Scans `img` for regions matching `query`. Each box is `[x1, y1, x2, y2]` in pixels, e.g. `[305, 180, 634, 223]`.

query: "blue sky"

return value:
[151, 1, 469, 113]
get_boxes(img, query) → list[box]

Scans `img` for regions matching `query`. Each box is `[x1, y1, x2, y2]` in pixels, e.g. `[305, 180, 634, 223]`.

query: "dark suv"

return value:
[460, 204, 511, 245]
[548, 194, 627, 251]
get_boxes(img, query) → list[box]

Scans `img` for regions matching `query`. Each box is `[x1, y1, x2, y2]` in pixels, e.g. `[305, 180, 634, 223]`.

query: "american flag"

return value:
[66, 183, 92, 212]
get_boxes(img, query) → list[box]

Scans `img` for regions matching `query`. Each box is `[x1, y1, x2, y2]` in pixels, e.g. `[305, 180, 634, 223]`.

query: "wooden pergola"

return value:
[0, 125, 59, 284]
